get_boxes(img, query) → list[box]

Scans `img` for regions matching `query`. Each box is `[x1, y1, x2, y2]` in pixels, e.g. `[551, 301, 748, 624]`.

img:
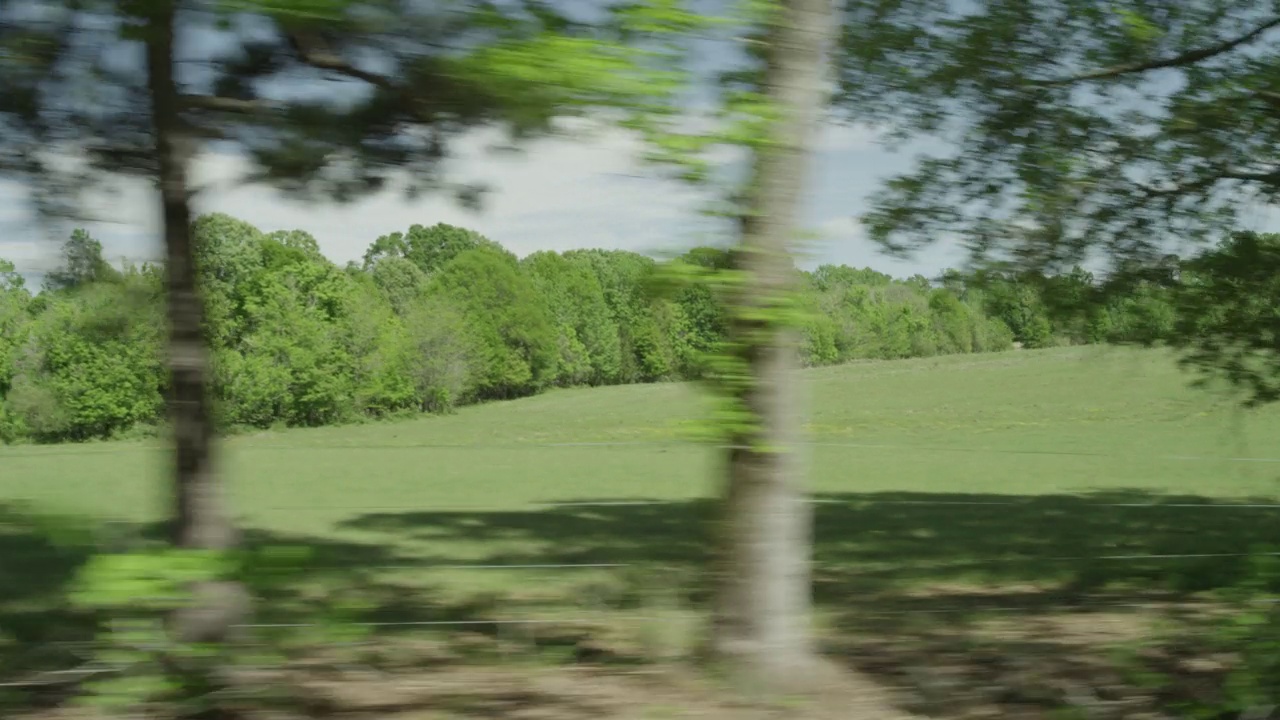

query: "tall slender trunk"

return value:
[143, 0, 247, 643]
[708, 0, 835, 692]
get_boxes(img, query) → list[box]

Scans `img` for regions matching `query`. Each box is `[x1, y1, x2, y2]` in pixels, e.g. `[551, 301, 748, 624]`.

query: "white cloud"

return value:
[815, 123, 879, 153]
[805, 214, 966, 278]
[796, 215, 866, 268]
[0, 119, 886, 274]
[0, 239, 49, 267]
[189, 123, 731, 265]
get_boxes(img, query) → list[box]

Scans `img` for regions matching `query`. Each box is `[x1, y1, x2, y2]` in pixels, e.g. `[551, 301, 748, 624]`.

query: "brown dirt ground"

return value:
[16, 662, 924, 720]
[10, 587, 1241, 720]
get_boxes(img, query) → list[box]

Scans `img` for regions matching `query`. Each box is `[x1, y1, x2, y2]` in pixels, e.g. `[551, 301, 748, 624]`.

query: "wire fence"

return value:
[5, 591, 1262, 691]
[7, 589, 1280, 690]
[7, 438, 1280, 698]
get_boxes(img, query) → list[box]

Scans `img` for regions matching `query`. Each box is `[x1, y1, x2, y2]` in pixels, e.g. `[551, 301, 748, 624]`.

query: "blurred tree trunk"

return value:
[142, 0, 247, 642]
[708, 0, 835, 691]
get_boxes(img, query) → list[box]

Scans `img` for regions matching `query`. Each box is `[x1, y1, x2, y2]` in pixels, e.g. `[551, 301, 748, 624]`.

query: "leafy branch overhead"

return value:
[1169, 231, 1280, 407]
[837, 1, 1280, 275]
[0, 0, 706, 213]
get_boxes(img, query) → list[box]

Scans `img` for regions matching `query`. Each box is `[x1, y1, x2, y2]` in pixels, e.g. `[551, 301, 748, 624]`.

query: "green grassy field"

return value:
[7, 345, 1280, 593]
[8, 344, 1280, 513]
[7, 345, 1280, 716]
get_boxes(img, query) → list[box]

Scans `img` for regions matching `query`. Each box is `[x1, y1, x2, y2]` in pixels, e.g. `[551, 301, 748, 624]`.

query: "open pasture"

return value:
[6, 345, 1280, 718]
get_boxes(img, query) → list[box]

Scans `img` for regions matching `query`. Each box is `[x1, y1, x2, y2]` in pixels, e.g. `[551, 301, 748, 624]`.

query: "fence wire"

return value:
[7, 438, 1280, 698]
[8, 592, 1280, 690]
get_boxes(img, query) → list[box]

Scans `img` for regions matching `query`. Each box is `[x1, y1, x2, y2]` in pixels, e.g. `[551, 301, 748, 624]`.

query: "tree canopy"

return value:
[837, 1, 1280, 276]
[0, 0, 698, 216]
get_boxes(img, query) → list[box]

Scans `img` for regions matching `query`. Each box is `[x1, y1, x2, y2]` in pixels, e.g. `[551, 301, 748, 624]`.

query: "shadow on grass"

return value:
[6, 490, 1280, 716]
[330, 490, 1280, 717]
[0, 504, 514, 714]
[0, 503, 102, 710]
[338, 489, 1280, 602]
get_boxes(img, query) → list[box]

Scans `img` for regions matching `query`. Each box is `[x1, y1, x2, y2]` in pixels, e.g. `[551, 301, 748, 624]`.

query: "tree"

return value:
[4, 209, 1036, 446]
[43, 229, 122, 293]
[133, 0, 254, 654]
[1167, 231, 1280, 406]
[0, 261, 29, 394]
[835, 0, 1280, 394]
[928, 287, 976, 354]
[978, 271, 1056, 348]
[368, 256, 431, 316]
[6, 210, 1037, 446]
[0, 261, 33, 443]
[568, 249, 679, 382]
[363, 223, 500, 275]
[216, 230, 363, 428]
[340, 269, 423, 416]
[668, 247, 731, 377]
[702, 0, 838, 689]
[428, 245, 558, 400]
[192, 213, 272, 352]
[521, 250, 623, 386]
[399, 295, 478, 412]
[837, 1, 1280, 277]
[5, 268, 166, 442]
[627, 0, 837, 685]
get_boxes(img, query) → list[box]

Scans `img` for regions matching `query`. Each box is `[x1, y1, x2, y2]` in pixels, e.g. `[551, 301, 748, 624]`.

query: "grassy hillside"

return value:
[7, 344, 1280, 598]
[8, 346, 1280, 718]
[4, 345, 1278, 524]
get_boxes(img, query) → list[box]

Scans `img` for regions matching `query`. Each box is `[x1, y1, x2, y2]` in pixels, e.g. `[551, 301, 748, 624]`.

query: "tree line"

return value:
[0, 214, 1232, 446]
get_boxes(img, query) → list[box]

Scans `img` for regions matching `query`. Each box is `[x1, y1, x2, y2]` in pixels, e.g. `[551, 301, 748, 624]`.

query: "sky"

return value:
[0, 117, 968, 288]
[7, 7, 1280, 291]
[0, 6, 971, 288]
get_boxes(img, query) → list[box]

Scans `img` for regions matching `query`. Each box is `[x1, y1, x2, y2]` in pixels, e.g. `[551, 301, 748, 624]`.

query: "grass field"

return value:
[6, 345, 1280, 718]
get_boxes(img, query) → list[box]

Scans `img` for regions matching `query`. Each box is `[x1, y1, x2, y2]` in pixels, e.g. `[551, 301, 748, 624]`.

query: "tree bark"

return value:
[143, 0, 247, 643]
[708, 0, 835, 692]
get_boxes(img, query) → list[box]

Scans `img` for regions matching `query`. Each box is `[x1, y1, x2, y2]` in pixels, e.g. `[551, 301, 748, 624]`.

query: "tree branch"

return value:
[1253, 88, 1280, 108]
[285, 31, 393, 89]
[180, 95, 270, 114]
[283, 31, 450, 128]
[1141, 166, 1280, 198]
[1033, 15, 1280, 86]
[1219, 167, 1280, 184]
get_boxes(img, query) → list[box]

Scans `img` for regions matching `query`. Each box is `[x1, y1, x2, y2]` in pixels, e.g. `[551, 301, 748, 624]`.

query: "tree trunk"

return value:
[144, 0, 248, 643]
[708, 0, 835, 692]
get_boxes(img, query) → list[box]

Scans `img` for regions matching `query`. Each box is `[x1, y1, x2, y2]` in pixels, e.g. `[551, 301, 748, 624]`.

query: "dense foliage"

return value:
[837, 0, 1280, 274]
[0, 216, 1216, 445]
